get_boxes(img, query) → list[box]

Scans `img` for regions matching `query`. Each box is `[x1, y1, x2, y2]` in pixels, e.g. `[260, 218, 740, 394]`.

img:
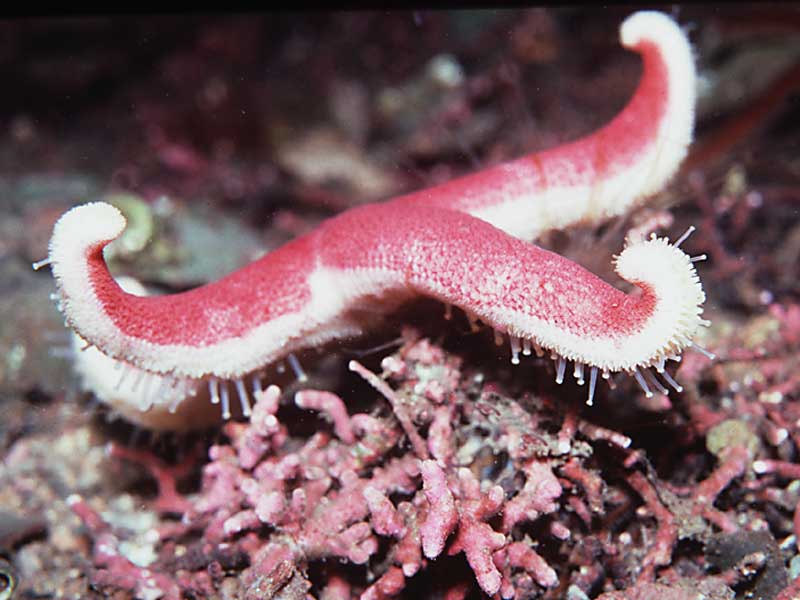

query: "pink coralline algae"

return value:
[67, 320, 800, 598]
[68, 329, 622, 598]
[201, 331, 572, 598]
[419, 460, 558, 596]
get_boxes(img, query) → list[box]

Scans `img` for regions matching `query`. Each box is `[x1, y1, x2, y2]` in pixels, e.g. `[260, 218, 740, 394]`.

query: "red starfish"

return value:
[40, 11, 708, 428]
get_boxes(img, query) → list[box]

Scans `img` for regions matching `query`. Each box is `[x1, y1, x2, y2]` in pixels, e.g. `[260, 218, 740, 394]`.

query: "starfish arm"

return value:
[394, 11, 696, 240]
